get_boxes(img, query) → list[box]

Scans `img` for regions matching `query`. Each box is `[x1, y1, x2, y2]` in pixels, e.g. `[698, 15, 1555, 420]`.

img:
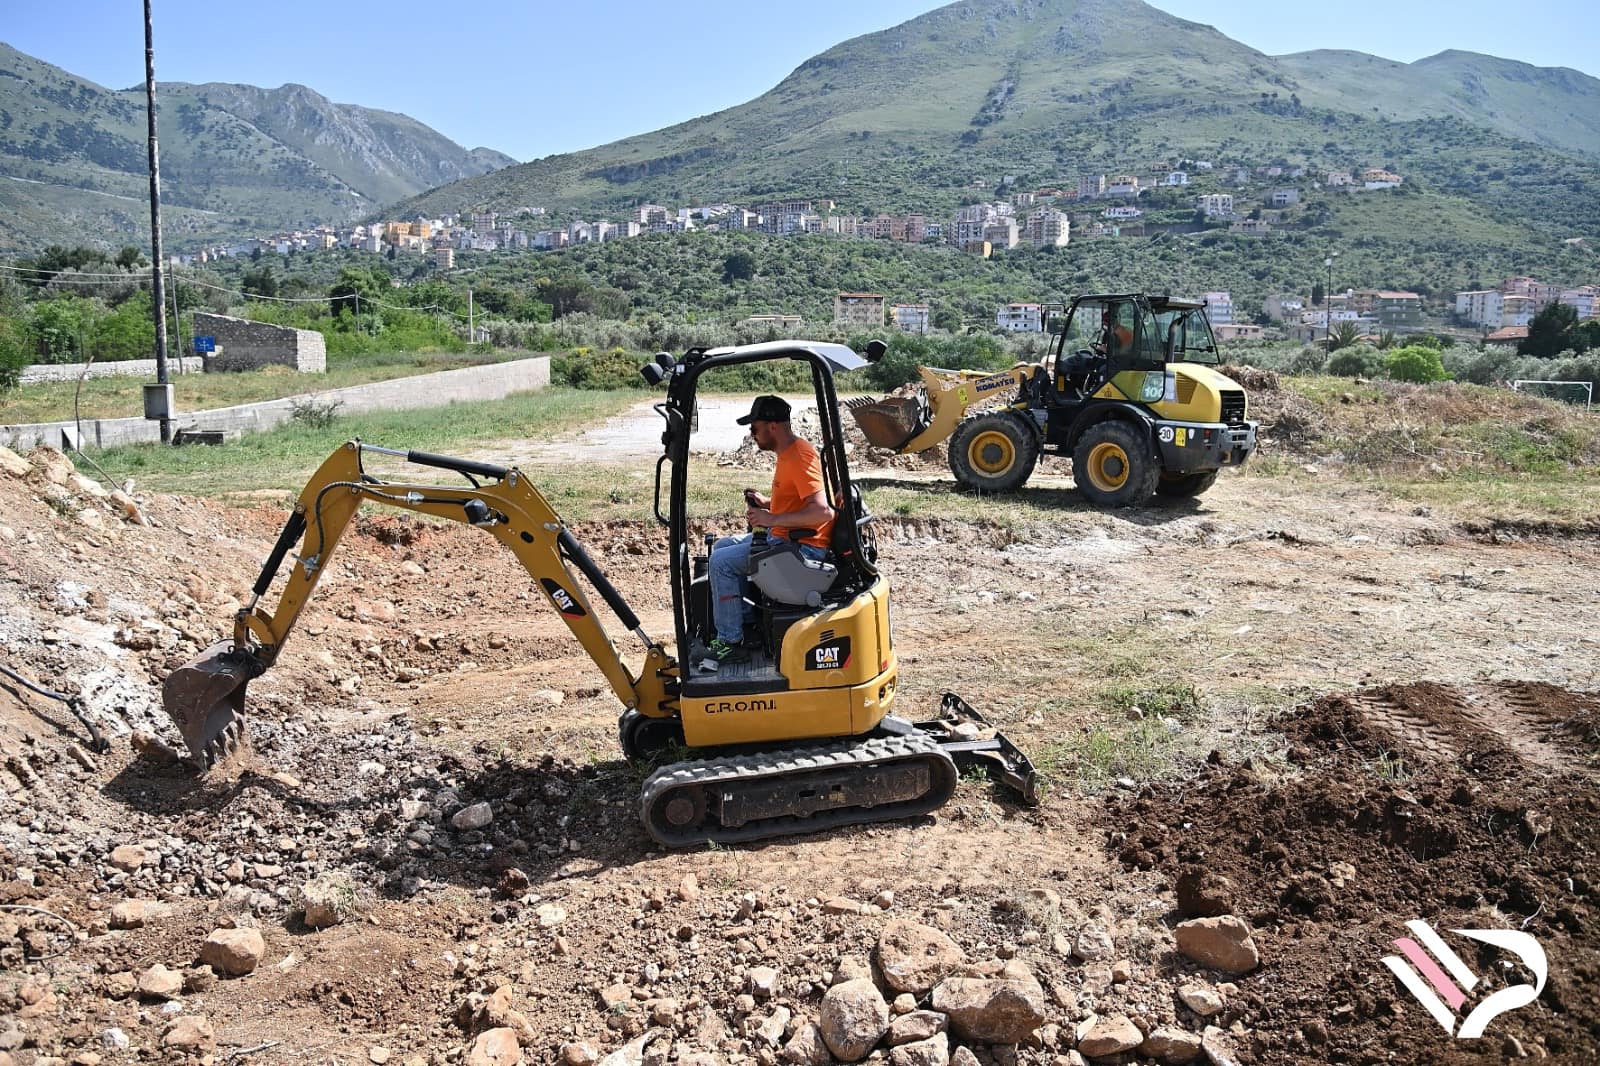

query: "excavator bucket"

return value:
[846, 395, 925, 452]
[917, 693, 1041, 806]
[161, 641, 256, 768]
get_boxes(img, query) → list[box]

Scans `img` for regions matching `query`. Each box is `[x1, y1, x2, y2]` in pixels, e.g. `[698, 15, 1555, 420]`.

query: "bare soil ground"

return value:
[1, 396, 1597, 1065]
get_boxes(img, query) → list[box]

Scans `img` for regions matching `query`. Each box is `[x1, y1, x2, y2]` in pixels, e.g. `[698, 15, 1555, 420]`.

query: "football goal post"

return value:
[1511, 379, 1593, 410]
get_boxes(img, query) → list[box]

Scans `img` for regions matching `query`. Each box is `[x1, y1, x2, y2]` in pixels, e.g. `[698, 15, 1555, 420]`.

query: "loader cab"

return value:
[645, 342, 889, 703]
[1048, 294, 1222, 399]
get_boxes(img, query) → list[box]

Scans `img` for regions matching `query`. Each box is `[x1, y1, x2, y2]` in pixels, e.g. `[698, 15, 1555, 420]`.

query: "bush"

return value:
[1287, 345, 1327, 375]
[0, 318, 27, 390]
[552, 347, 651, 390]
[1385, 345, 1450, 384]
[1326, 345, 1384, 378]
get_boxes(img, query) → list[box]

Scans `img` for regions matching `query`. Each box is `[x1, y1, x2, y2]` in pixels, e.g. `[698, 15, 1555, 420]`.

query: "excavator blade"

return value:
[161, 641, 258, 770]
[845, 395, 925, 452]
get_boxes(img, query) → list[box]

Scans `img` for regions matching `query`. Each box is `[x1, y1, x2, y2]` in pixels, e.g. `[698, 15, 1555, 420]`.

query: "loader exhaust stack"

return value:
[161, 640, 258, 768]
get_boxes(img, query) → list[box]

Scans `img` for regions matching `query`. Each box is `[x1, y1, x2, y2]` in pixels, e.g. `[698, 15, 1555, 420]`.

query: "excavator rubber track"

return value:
[639, 732, 959, 847]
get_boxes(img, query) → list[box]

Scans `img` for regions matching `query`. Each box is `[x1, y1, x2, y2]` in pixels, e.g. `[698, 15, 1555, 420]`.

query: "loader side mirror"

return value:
[641, 362, 666, 386]
[864, 339, 887, 364]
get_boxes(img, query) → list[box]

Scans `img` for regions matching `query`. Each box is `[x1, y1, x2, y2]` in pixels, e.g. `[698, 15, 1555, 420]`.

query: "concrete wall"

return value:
[20, 357, 206, 386]
[193, 313, 326, 373]
[1, 356, 549, 452]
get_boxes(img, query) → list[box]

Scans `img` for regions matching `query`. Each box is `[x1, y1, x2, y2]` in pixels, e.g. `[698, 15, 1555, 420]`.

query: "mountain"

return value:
[388, 0, 1600, 232]
[0, 42, 516, 253]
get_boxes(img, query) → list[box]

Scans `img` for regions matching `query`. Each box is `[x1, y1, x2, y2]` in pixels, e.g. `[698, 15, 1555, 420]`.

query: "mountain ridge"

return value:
[0, 41, 515, 252]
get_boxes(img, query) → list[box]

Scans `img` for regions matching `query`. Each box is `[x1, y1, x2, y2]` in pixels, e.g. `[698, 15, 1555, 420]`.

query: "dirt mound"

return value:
[1105, 681, 1600, 1063]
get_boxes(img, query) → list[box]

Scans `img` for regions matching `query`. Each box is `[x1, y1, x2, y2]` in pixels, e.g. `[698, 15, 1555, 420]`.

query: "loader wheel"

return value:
[1072, 421, 1159, 507]
[949, 413, 1038, 493]
[1155, 470, 1219, 499]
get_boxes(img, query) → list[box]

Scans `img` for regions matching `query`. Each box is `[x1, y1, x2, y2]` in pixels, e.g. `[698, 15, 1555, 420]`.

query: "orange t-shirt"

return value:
[769, 437, 833, 549]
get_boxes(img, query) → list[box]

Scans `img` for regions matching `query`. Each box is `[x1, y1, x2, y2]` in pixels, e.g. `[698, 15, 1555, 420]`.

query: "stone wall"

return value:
[1, 356, 549, 452]
[193, 313, 325, 373]
[20, 357, 205, 385]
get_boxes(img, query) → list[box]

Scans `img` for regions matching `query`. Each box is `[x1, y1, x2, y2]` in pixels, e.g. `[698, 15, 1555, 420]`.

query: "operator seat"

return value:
[747, 530, 838, 608]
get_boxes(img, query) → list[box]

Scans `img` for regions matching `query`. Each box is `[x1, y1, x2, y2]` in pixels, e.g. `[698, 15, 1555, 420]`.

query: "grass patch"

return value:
[1098, 679, 1206, 722]
[93, 387, 642, 497]
[0, 349, 525, 423]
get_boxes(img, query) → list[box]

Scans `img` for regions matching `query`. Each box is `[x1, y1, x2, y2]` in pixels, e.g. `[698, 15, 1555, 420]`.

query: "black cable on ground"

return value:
[0, 661, 110, 752]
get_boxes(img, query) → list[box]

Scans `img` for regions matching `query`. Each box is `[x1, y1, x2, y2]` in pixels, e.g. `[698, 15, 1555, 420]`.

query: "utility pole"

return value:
[143, 0, 171, 442]
[468, 287, 474, 343]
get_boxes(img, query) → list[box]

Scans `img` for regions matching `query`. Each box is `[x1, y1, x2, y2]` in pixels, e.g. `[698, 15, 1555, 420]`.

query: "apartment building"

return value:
[1077, 174, 1106, 199]
[1024, 208, 1070, 248]
[1198, 193, 1234, 217]
[1560, 286, 1600, 320]
[892, 303, 931, 334]
[435, 247, 454, 270]
[1455, 290, 1504, 328]
[996, 303, 1045, 332]
[1263, 294, 1304, 322]
[833, 292, 886, 328]
[1202, 292, 1233, 326]
[982, 217, 1020, 250]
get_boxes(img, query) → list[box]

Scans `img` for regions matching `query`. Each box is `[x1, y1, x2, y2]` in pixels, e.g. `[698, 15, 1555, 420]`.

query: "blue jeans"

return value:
[709, 533, 828, 644]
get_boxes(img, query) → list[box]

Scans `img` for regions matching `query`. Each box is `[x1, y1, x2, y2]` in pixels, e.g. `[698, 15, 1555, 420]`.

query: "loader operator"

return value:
[1099, 307, 1134, 356]
[704, 395, 835, 670]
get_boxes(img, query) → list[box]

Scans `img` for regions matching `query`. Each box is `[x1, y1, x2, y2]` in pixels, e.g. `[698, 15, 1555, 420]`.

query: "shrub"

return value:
[552, 346, 651, 390]
[1326, 345, 1384, 378]
[0, 318, 27, 390]
[1287, 345, 1327, 375]
[1385, 345, 1450, 384]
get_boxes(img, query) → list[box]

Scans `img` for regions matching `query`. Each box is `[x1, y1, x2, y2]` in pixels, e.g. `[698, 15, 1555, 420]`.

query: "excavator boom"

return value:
[163, 440, 676, 768]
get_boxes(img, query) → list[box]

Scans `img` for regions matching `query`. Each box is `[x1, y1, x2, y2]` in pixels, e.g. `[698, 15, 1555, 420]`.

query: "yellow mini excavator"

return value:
[163, 340, 1037, 846]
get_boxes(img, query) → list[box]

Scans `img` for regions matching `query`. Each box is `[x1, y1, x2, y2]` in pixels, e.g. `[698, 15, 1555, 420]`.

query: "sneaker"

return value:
[699, 638, 748, 672]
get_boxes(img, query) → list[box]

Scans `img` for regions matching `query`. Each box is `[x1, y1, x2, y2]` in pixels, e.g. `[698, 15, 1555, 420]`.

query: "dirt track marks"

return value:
[1348, 681, 1598, 774]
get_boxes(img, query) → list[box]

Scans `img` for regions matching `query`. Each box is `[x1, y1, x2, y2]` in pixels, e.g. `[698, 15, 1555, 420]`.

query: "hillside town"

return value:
[167, 159, 1598, 340]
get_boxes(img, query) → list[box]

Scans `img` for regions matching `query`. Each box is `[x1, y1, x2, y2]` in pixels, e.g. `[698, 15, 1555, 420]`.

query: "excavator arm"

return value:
[163, 440, 677, 768]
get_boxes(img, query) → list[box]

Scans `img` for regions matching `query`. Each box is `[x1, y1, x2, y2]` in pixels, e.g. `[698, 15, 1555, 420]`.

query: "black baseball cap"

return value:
[736, 395, 791, 425]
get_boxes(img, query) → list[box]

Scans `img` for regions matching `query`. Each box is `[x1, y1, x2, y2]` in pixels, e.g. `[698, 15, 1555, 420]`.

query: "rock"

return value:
[300, 871, 359, 929]
[747, 965, 781, 998]
[110, 899, 161, 929]
[109, 490, 146, 524]
[823, 896, 863, 915]
[70, 473, 109, 499]
[32, 446, 75, 485]
[400, 799, 428, 821]
[599, 984, 632, 1011]
[833, 955, 873, 985]
[1072, 922, 1115, 962]
[108, 844, 149, 871]
[754, 1006, 792, 1047]
[950, 1049, 981, 1066]
[453, 802, 494, 830]
[535, 903, 567, 928]
[1175, 868, 1234, 919]
[890, 1032, 950, 1066]
[819, 978, 890, 1062]
[561, 1041, 600, 1066]
[1200, 1026, 1243, 1066]
[100, 1030, 129, 1050]
[76, 507, 105, 531]
[1140, 1027, 1203, 1064]
[160, 1016, 215, 1051]
[1111, 959, 1132, 984]
[200, 927, 266, 976]
[1178, 984, 1224, 1017]
[1174, 917, 1259, 974]
[369, 1049, 391, 1064]
[466, 1028, 522, 1066]
[877, 919, 966, 995]
[782, 1022, 832, 1065]
[930, 966, 1046, 1044]
[892, 993, 917, 1016]
[483, 986, 537, 1046]
[136, 964, 184, 1000]
[0, 446, 30, 479]
[1077, 1015, 1143, 1057]
[677, 873, 700, 902]
[888, 1011, 948, 1045]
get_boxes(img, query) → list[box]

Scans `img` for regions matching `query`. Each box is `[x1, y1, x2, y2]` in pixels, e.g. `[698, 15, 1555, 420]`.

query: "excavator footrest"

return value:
[914, 692, 1041, 806]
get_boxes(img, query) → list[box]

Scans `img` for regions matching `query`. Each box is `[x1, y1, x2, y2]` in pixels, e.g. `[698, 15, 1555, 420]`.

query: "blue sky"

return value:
[3, 1, 1595, 161]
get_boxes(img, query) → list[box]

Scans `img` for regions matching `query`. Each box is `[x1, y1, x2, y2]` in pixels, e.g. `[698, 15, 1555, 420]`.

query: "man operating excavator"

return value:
[703, 395, 835, 671]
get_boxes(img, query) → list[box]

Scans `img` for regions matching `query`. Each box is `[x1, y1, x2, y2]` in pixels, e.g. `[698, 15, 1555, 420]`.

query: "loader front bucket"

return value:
[161, 640, 258, 769]
[846, 395, 925, 452]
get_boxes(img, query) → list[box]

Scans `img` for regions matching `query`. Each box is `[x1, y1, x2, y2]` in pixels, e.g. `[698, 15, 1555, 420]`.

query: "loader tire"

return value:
[1155, 470, 1219, 498]
[1072, 421, 1159, 507]
[949, 413, 1038, 493]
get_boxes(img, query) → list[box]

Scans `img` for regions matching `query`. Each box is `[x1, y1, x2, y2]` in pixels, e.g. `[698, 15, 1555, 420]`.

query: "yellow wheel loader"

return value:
[162, 341, 1037, 847]
[848, 294, 1259, 507]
